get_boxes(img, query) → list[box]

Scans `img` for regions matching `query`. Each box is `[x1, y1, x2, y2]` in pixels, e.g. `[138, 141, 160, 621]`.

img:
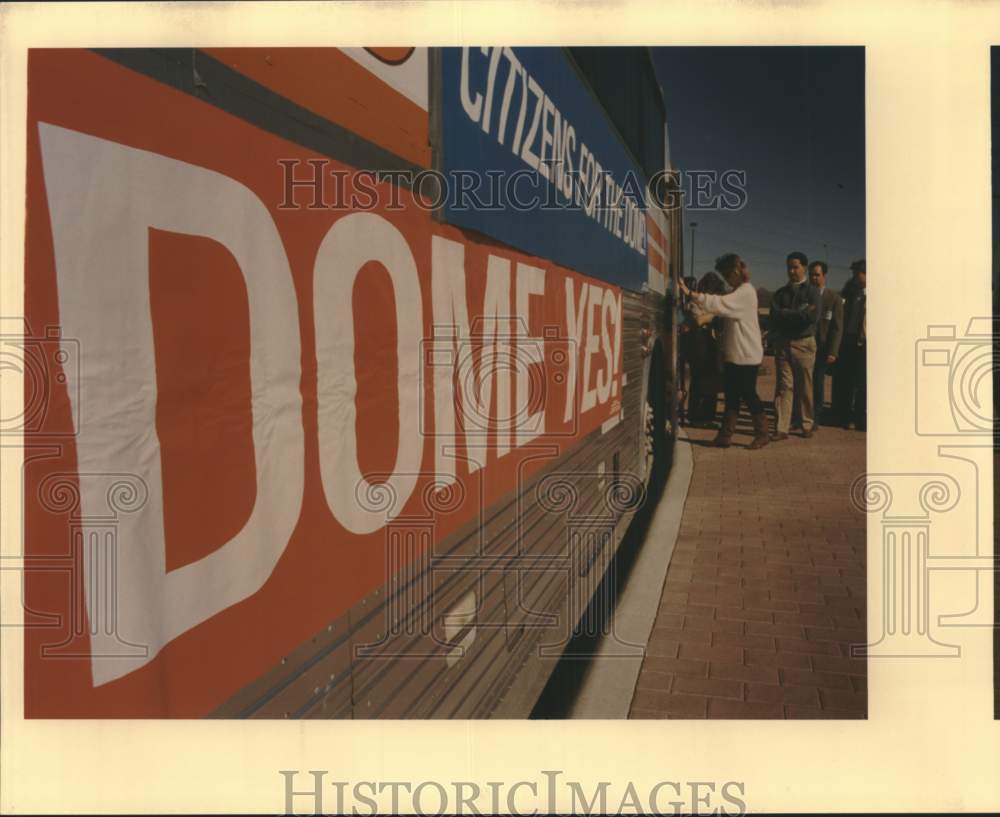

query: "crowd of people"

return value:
[677, 252, 867, 449]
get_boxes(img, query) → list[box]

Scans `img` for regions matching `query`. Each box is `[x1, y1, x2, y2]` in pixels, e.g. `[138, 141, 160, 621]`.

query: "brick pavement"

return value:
[629, 362, 868, 719]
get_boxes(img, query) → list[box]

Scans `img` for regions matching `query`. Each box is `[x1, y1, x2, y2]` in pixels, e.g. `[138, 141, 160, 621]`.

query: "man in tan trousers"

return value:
[768, 251, 821, 440]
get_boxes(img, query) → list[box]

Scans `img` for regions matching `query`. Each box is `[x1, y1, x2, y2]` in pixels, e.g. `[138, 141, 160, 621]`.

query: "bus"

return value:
[22, 46, 682, 717]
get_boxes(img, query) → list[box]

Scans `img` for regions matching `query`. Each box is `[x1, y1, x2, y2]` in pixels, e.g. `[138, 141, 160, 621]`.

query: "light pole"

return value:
[689, 222, 698, 280]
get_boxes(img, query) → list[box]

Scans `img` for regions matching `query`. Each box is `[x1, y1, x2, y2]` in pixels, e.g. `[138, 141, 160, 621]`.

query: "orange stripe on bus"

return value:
[648, 245, 664, 273]
[646, 214, 665, 248]
[203, 48, 430, 168]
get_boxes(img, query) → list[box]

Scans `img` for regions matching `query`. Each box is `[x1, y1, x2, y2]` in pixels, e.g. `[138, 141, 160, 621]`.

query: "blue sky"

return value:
[652, 47, 865, 292]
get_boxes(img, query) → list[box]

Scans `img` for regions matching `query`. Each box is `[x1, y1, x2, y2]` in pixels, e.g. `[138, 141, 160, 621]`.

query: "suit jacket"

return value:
[769, 280, 822, 340]
[816, 288, 844, 359]
[842, 281, 867, 344]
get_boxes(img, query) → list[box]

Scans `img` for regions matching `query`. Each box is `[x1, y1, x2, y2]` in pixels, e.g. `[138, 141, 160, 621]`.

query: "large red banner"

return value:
[24, 49, 624, 716]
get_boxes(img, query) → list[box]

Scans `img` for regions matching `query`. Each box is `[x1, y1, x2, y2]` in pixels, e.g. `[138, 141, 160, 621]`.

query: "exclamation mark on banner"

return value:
[611, 292, 623, 398]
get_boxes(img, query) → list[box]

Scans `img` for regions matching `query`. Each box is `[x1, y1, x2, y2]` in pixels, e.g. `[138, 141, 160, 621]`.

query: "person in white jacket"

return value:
[678, 253, 769, 449]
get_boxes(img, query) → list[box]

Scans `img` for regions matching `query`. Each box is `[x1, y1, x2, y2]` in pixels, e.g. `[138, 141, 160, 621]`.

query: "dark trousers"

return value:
[813, 358, 828, 423]
[688, 391, 718, 424]
[723, 363, 763, 416]
[833, 336, 866, 429]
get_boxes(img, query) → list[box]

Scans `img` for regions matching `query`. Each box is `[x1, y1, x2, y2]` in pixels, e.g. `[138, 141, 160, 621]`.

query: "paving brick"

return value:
[745, 649, 811, 670]
[720, 566, 765, 581]
[684, 615, 745, 635]
[631, 689, 709, 716]
[810, 654, 868, 676]
[707, 699, 784, 718]
[799, 600, 863, 618]
[742, 596, 800, 613]
[628, 708, 671, 719]
[709, 661, 779, 685]
[712, 631, 774, 650]
[745, 682, 820, 707]
[641, 655, 709, 679]
[651, 625, 712, 646]
[679, 643, 743, 664]
[628, 367, 865, 721]
[784, 705, 826, 719]
[747, 621, 806, 638]
[645, 634, 681, 658]
[659, 588, 691, 606]
[819, 688, 868, 714]
[804, 625, 867, 644]
[780, 668, 854, 690]
[799, 708, 865, 719]
[773, 610, 835, 628]
[632, 664, 671, 687]
[774, 637, 843, 656]
[657, 601, 718, 619]
[770, 588, 826, 605]
[714, 606, 773, 623]
[653, 613, 685, 630]
[671, 675, 743, 700]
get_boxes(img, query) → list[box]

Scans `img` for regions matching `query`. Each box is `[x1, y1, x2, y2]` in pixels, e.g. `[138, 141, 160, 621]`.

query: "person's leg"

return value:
[792, 337, 817, 433]
[687, 371, 702, 424]
[835, 338, 857, 427]
[773, 341, 794, 436]
[713, 363, 740, 447]
[831, 354, 845, 425]
[813, 357, 826, 424]
[678, 338, 689, 423]
[740, 364, 769, 449]
[739, 365, 763, 415]
[854, 342, 867, 431]
[791, 379, 802, 429]
[704, 390, 719, 426]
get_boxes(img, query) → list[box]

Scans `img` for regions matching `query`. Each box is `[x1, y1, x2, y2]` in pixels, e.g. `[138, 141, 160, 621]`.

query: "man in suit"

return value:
[833, 259, 867, 430]
[808, 260, 844, 428]
[769, 251, 822, 440]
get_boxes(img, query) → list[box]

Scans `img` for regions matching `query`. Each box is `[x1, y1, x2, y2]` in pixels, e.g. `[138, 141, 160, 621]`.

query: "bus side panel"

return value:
[24, 48, 647, 717]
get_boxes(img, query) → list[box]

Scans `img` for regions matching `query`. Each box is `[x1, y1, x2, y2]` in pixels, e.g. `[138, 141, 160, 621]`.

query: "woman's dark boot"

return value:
[712, 410, 738, 448]
[748, 412, 770, 449]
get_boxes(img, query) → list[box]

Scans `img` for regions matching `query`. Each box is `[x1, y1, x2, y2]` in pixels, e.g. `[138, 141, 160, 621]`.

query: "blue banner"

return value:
[438, 47, 650, 291]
